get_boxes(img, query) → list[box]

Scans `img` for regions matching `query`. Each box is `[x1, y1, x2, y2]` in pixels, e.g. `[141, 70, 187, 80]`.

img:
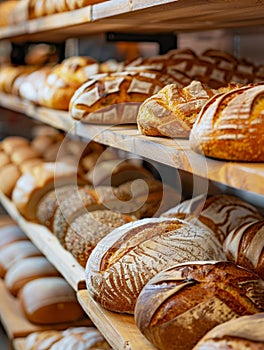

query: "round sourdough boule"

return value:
[85, 217, 225, 314]
[193, 313, 264, 350]
[223, 220, 264, 279]
[134, 261, 264, 350]
[65, 210, 136, 267]
[189, 83, 264, 161]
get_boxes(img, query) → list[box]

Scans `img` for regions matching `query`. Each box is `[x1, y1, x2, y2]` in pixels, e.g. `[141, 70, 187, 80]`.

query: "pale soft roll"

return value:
[19, 277, 86, 324]
[0, 225, 28, 249]
[86, 217, 225, 314]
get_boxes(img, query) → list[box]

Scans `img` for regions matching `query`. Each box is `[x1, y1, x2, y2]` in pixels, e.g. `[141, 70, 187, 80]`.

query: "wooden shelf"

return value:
[0, 192, 85, 291]
[0, 92, 264, 201]
[77, 289, 155, 350]
[0, 0, 264, 42]
[0, 280, 91, 339]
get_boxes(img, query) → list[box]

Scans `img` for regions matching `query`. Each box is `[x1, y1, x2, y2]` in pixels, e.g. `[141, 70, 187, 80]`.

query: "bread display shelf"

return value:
[0, 91, 264, 200]
[0, 0, 263, 42]
[0, 192, 85, 291]
[77, 289, 155, 350]
[0, 280, 91, 339]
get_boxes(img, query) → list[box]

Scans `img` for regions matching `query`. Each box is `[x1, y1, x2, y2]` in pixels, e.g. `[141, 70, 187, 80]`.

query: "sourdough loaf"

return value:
[86, 218, 225, 314]
[224, 220, 264, 279]
[137, 81, 217, 138]
[190, 83, 264, 161]
[70, 70, 176, 124]
[65, 210, 136, 267]
[19, 277, 86, 324]
[134, 261, 264, 350]
[193, 313, 264, 350]
[161, 194, 263, 244]
[0, 240, 42, 278]
[5, 256, 61, 296]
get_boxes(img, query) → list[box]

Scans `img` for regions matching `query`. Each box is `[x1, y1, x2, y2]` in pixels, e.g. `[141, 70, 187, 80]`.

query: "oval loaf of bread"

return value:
[134, 261, 264, 350]
[193, 313, 264, 350]
[190, 83, 264, 161]
[224, 220, 264, 279]
[86, 217, 225, 314]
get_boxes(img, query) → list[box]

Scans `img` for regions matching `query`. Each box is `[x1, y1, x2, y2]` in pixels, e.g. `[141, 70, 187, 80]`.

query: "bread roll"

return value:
[134, 261, 264, 350]
[10, 146, 40, 165]
[86, 218, 225, 314]
[193, 313, 264, 350]
[0, 163, 21, 197]
[1, 136, 29, 155]
[0, 240, 42, 278]
[19, 158, 44, 173]
[161, 194, 263, 244]
[65, 210, 136, 267]
[190, 83, 264, 161]
[12, 162, 80, 221]
[224, 220, 264, 279]
[5, 256, 61, 296]
[70, 70, 176, 124]
[0, 224, 28, 249]
[137, 81, 217, 138]
[36, 185, 76, 229]
[19, 277, 86, 324]
[0, 151, 11, 167]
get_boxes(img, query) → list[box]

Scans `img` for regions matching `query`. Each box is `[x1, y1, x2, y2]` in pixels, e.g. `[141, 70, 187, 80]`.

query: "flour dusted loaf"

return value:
[190, 83, 264, 161]
[137, 81, 217, 138]
[65, 210, 136, 267]
[134, 261, 264, 350]
[224, 220, 264, 279]
[70, 70, 176, 124]
[5, 256, 61, 296]
[0, 240, 42, 278]
[193, 313, 264, 350]
[161, 194, 263, 244]
[25, 326, 111, 350]
[19, 276, 86, 324]
[86, 218, 225, 314]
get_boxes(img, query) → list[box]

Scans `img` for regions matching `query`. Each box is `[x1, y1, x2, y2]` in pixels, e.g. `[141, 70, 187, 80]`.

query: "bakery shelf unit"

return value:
[0, 1, 264, 350]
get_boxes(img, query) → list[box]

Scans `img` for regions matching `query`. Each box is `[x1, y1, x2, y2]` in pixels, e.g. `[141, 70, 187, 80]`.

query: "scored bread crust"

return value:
[134, 261, 264, 350]
[190, 83, 264, 161]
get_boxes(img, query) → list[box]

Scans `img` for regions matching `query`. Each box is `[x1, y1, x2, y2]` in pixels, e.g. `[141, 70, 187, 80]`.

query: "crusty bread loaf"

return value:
[0, 163, 21, 197]
[12, 162, 81, 221]
[134, 261, 264, 350]
[65, 210, 136, 267]
[0, 224, 28, 249]
[5, 256, 61, 296]
[0, 65, 37, 94]
[36, 185, 76, 229]
[190, 83, 264, 161]
[70, 70, 176, 124]
[19, 276, 86, 325]
[86, 218, 225, 314]
[137, 81, 217, 138]
[193, 313, 264, 350]
[161, 194, 263, 244]
[0, 240, 42, 278]
[224, 220, 264, 279]
[25, 327, 111, 350]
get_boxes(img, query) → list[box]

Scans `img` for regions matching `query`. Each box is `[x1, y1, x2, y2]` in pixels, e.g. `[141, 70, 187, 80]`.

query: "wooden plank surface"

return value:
[0, 193, 86, 291]
[0, 280, 91, 339]
[0, 0, 263, 41]
[77, 289, 155, 350]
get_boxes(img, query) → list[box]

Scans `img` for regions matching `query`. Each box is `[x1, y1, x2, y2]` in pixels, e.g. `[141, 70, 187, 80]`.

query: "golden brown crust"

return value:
[134, 261, 264, 350]
[190, 83, 264, 161]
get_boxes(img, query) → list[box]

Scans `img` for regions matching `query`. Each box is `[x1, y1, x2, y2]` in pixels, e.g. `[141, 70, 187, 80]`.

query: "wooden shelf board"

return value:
[0, 193, 86, 291]
[0, 280, 91, 339]
[76, 123, 264, 199]
[0, 0, 263, 42]
[77, 289, 155, 350]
